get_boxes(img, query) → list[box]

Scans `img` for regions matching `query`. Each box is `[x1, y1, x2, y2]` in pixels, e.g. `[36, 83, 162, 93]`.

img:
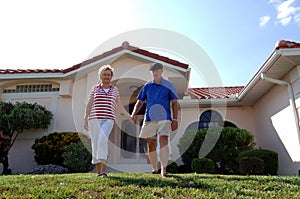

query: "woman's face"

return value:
[100, 69, 112, 84]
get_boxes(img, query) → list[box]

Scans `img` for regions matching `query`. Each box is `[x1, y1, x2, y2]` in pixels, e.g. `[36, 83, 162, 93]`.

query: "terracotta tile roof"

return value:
[187, 86, 244, 99]
[275, 40, 300, 50]
[0, 69, 63, 74]
[0, 41, 189, 75]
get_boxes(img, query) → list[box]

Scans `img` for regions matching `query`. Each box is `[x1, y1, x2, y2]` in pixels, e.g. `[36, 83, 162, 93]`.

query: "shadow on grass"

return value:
[109, 173, 211, 189]
[191, 173, 300, 187]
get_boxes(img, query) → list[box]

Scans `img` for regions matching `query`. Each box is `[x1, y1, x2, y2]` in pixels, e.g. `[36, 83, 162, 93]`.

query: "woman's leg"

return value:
[88, 120, 101, 167]
[97, 120, 114, 174]
[95, 162, 101, 175]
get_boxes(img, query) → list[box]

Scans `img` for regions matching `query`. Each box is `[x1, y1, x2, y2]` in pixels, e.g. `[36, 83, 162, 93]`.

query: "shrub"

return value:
[63, 141, 92, 173]
[239, 157, 264, 175]
[178, 127, 256, 174]
[158, 160, 179, 173]
[191, 158, 215, 174]
[177, 164, 190, 174]
[239, 149, 278, 175]
[28, 164, 70, 174]
[166, 161, 179, 173]
[32, 132, 82, 166]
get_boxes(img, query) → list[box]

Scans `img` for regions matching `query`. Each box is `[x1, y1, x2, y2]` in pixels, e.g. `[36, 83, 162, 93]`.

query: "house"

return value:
[1, 40, 300, 175]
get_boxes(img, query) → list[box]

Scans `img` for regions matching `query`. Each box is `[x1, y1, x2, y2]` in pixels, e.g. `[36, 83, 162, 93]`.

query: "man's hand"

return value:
[131, 115, 138, 123]
[171, 120, 178, 131]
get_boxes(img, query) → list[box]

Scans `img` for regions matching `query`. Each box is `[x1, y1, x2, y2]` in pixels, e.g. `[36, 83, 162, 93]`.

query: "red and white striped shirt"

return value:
[88, 84, 119, 121]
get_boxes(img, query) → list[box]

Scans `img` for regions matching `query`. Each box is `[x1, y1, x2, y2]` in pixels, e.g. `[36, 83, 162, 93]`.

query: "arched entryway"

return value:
[112, 79, 148, 164]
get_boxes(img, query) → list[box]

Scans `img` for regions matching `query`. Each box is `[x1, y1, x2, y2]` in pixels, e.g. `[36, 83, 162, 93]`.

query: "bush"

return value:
[158, 160, 179, 173]
[178, 127, 256, 174]
[239, 157, 264, 175]
[166, 161, 179, 173]
[63, 141, 92, 173]
[191, 158, 215, 174]
[32, 132, 82, 166]
[28, 164, 70, 174]
[177, 164, 190, 174]
[239, 149, 278, 175]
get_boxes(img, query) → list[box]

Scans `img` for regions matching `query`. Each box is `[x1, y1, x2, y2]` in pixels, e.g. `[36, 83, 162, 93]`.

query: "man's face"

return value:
[151, 68, 163, 79]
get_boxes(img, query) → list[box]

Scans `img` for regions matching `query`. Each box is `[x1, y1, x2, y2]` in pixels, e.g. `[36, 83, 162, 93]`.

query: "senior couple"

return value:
[84, 63, 179, 178]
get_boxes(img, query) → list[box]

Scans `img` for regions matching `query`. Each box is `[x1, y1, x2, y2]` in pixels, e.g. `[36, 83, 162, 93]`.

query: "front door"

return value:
[120, 116, 148, 164]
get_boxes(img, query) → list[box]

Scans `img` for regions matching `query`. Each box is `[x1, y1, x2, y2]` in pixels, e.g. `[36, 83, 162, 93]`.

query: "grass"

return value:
[0, 172, 299, 198]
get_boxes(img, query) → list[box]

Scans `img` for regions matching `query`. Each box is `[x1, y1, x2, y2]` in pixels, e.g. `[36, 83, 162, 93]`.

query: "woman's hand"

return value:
[84, 120, 89, 131]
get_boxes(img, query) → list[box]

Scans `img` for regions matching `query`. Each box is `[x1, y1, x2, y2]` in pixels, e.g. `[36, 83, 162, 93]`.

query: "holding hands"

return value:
[131, 114, 138, 123]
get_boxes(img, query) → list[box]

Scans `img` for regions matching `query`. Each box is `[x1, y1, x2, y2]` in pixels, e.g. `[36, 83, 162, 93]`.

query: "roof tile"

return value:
[275, 40, 300, 50]
[0, 69, 64, 74]
[187, 86, 244, 99]
[0, 41, 189, 75]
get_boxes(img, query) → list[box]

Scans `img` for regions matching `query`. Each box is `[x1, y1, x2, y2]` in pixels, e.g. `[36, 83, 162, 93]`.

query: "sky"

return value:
[0, 0, 299, 87]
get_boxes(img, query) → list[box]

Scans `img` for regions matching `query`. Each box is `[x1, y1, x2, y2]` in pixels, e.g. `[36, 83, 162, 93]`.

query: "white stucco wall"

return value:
[225, 106, 256, 138]
[55, 97, 77, 132]
[253, 83, 300, 175]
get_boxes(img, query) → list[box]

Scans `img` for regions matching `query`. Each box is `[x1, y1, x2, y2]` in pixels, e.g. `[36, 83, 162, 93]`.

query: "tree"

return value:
[0, 101, 52, 174]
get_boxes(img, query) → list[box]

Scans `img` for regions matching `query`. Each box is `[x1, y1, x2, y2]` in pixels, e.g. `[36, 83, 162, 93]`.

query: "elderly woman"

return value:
[84, 64, 130, 178]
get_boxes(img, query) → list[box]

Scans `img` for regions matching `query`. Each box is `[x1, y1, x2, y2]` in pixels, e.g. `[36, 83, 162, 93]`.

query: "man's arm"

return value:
[171, 99, 178, 131]
[130, 100, 145, 122]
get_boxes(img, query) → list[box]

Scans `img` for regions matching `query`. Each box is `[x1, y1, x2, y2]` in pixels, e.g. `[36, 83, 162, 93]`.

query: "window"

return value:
[198, 110, 223, 129]
[3, 84, 59, 93]
[198, 110, 238, 129]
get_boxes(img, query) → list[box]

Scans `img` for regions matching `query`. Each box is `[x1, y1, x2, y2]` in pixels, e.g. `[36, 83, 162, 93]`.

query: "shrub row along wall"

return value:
[32, 132, 92, 173]
[179, 127, 278, 175]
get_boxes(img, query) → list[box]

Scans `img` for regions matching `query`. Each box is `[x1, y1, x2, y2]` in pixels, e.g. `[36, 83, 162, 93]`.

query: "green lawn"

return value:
[0, 172, 299, 198]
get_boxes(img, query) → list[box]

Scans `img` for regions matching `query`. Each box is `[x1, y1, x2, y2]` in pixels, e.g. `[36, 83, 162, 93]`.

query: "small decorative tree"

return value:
[0, 101, 52, 174]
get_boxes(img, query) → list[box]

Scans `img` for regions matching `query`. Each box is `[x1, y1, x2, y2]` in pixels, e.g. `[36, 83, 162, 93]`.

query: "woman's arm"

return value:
[116, 97, 131, 117]
[83, 96, 93, 131]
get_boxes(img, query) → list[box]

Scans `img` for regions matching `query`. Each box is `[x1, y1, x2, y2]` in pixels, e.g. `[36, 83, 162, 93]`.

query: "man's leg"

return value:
[146, 138, 158, 173]
[159, 135, 169, 177]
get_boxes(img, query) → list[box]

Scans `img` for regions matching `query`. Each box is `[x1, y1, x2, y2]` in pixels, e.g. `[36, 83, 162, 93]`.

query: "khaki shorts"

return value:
[139, 120, 171, 139]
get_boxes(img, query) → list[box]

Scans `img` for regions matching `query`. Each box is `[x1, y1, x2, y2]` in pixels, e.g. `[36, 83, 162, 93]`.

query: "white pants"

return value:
[88, 119, 114, 164]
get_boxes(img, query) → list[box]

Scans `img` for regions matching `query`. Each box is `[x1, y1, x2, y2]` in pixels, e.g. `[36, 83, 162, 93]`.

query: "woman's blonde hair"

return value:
[98, 64, 114, 78]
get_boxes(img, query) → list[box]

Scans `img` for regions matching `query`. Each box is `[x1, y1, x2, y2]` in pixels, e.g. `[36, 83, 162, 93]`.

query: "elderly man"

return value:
[131, 63, 179, 178]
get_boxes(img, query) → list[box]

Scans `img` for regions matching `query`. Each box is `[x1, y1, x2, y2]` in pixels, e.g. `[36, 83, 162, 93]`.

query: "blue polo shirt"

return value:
[137, 78, 178, 121]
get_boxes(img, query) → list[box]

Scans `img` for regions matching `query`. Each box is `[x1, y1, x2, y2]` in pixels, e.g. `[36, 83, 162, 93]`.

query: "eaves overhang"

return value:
[236, 47, 300, 106]
[178, 98, 238, 108]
